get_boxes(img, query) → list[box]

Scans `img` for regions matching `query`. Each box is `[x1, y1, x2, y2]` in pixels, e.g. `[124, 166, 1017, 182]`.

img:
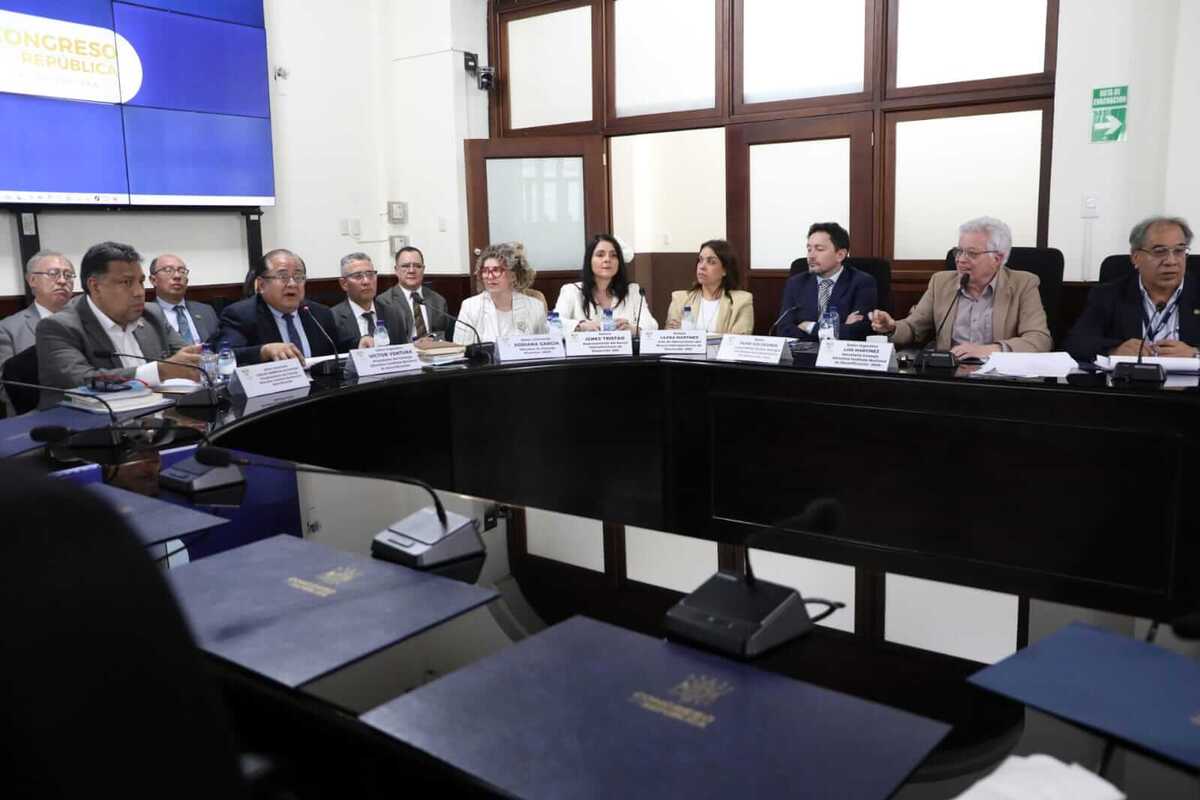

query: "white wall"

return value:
[1047, 0, 1186, 280]
[0, 213, 18, 296]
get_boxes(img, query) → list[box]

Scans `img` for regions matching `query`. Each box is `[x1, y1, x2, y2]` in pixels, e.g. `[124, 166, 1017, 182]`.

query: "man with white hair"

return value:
[1, 250, 76, 413]
[869, 216, 1052, 356]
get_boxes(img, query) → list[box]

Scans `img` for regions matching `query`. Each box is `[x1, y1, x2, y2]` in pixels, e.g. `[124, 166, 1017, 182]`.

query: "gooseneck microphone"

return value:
[921, 272, 970, 369]
[413, 294, 494, 363]
[632, 286, 646, 337]
[93, 350, 218, 407]
[194, 445, 448, 531]
[302, 305, 345, 377]
[768, 304, 801, 336]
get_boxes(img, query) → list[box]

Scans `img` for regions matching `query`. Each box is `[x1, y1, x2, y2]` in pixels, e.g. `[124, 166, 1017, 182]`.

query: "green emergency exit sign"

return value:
[1091, 86, 1127, 143]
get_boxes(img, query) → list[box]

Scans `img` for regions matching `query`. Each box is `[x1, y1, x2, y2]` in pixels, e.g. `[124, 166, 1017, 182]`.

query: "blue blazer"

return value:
[777, 266, 877, 340]
[1064, 273, 1200, 362]
[215, 295, 339, 364]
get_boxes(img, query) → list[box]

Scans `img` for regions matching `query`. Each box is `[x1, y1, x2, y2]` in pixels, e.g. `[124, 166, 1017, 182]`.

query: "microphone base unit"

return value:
[465, 342, 496, 364]
[1112, 361, 1166, 384]
[309, 357, 346, 378]
[159, 455, 247, 495]
[664, 570, 814, 659]
[371, 507, 485, 570]
[919, 350, 958, 370]
[174, 385, 223, 408]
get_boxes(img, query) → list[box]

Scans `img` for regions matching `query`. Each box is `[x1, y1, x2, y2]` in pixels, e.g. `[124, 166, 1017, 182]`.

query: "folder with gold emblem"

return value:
[168, 534, 497, 688]
[970, 621, 1200, 770]
[360, 615, 950, 799]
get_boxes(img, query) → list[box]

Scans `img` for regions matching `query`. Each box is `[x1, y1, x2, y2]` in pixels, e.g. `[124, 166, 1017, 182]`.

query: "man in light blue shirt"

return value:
[150, 254, 218, 346]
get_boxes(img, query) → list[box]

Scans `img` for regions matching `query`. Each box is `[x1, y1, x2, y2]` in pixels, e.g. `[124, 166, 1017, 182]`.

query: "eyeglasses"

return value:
[478, 265, 511, 277]
[952, 248, 1000, 261]
[31, 269, 76, 282]
[153, 266, 189, 276]
[344, 270, 378, 282]
[1137, 246, 1191, 259]
[263, 272, 307, 285]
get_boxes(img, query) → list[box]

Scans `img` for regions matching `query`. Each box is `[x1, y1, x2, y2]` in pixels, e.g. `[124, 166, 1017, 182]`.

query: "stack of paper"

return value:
[953, 754, 1124, 800]
[1094, 355, 1200, 374]
[975, 352, 1079, 378]
[61, 380, 167, 414]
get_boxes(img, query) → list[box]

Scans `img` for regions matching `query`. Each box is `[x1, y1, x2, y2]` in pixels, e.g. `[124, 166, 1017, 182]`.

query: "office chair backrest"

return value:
[2, 344, 40, 414]
[787, 257, 893, 314]
[1099, 253, 1200, 284]
[0, 463, 247, 799]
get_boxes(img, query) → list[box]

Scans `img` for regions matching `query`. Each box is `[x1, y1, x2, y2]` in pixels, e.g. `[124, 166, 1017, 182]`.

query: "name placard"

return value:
[348, 343, 422, 377]
[815, 339, 897, 372]
[715, 334, 787, 365]
[498, 334, 567, 363]
[229, 358, 311, 398]
[565, 330, 634, 357]
[640, 329, 706, 355]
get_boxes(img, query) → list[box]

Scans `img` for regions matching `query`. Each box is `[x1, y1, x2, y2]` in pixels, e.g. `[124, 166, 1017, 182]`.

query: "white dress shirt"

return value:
[155, 296, 200, 343]
[87, 297, 161, 386]
[268, 303, 312, 357]
[350, 298, 380, 337]
[800, 266, 843, 334]
[33, 302, 53, 319]
[1138, 275, 1184, 342]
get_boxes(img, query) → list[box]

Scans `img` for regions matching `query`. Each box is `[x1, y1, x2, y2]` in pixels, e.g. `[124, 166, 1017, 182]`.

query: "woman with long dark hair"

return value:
[553, 234, 658, 333]
[665, 239, 754, 334]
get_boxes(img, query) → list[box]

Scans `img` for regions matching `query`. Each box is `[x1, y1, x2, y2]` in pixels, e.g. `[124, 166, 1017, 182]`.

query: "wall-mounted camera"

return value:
[464, 52, 495, 92]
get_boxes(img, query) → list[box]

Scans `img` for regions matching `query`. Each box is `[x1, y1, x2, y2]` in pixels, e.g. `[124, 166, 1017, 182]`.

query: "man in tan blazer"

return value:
[869, 216, 1052, 357]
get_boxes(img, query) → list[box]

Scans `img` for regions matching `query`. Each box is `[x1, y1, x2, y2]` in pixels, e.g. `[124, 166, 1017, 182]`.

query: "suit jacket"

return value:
[892, 267, 1052, 352]
[215, 295, 338, 365]
[778, 266, 877, 340]
[155, 297, 218, 344]
[0, 304, 44, 414]
[378, 284, 449, 339]
[1064, 273, 1200, 362]
[665, 289, 754, 334]
[330, 297, 410, 350]
[36, 296, 185, 402]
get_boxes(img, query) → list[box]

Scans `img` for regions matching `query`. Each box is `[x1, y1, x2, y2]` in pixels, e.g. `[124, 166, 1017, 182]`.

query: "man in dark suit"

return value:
[1065, 216, 1196, 362]
[330, 252, 408, 350]
[36, 242, 202, 400]
[148, 254, 219, 345]
[777, 222, 877, 340]
[215, 248, 338, 365]
[377, 246, 450, 341]
[1, 250, 76, 413]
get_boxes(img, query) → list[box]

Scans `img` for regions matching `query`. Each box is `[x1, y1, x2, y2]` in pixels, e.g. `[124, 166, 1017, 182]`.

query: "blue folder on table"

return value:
[361, 615, 950, 800]
[85, 482, 229, 547]
[168, 534, 497, 688]
[970, 622, 1200, 770]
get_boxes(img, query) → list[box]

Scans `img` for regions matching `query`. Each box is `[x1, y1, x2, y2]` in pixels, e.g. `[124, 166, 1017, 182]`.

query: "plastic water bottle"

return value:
[217, 345, 236, 382]
[373, 320, 391, 348]
[681, 305, 694, 331]
[818, 305, 840, 343]
[547, 311, 563, 340]
[199, 343, 219, 384]
[601, 308, 616, 332]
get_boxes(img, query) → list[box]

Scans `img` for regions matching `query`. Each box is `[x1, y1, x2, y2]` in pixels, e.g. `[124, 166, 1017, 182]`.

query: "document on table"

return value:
[1094, 354, 1200, 374]
[974, 351, 1079, 378]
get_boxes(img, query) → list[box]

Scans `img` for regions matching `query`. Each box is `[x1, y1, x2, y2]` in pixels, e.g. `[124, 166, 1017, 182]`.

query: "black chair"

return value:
[787, 256, 893, 314]
[1099, 253, 1200, 284]
[0, 462, 248, 798]
[1, 344, 41, 415]
[943, 246, 1065, 343]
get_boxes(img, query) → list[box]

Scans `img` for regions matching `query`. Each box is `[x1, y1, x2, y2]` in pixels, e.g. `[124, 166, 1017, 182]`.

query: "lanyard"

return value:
[1140, 295, 1179, 342]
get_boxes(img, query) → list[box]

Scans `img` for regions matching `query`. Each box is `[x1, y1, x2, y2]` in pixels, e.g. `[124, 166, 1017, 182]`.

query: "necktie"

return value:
[817, 279, 833, 318]
[411, 292, 428, 338]
[174, 305, 194, 344]
[282, 312, 308, 357]
[363, 310, 376, 333]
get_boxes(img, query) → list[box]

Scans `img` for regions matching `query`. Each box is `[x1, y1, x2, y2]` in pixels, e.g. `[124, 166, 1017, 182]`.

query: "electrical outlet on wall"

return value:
[1081, 194, 1100, 219]
[387, 201, 408, 224]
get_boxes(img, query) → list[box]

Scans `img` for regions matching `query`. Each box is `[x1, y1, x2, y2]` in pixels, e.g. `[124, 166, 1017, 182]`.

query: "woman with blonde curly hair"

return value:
[453, 242, 548, 345]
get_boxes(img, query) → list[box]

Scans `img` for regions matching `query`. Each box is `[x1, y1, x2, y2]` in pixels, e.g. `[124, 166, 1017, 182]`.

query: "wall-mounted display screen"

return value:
[0, 0, 274, 206]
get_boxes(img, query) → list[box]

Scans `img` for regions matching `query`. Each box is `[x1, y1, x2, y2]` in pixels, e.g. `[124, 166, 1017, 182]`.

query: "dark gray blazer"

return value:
[331, 298, 410, 350]
[378, 284, 449, 339]
[36, 296, 185, 402]
[0, 304, 44, 414]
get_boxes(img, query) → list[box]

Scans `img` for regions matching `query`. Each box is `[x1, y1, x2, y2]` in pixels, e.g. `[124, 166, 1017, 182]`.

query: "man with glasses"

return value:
[378, 246, 449, 341]
[216, 248, 339, 364]
[869, 216, 1052, 356]
[35, 241, 203, 400]
[1065, 216, 1197, 362]
[149, 254, 218, 345]
[331, 252, 408, 349]
[1, 251, 77, 413]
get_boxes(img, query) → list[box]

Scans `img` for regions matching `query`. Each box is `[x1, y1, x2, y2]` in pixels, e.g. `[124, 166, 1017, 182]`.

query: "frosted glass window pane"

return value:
[748, 551, 855, 633]
[885, 574, 1018, 663]
[486, 157, 585, 269]
[893, 111, 1041, 260]
[743, 0, 865, 103]
[750, 138, 850, 269]
[610, 128, 726, 255]
[625, 526, 718, 594]
[525, 508, 604, 572]
[614, 0, 715, 117]
[507, 6, 593, 129]
[896, 0, 1047, 88]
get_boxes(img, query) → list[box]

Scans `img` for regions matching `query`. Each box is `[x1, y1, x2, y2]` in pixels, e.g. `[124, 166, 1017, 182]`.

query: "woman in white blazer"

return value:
[554, 234, 658, 334]
[453, 242, 548, 345]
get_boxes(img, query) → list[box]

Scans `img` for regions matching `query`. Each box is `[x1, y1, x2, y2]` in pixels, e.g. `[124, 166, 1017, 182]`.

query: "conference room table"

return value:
[36, 348, 1200, 793]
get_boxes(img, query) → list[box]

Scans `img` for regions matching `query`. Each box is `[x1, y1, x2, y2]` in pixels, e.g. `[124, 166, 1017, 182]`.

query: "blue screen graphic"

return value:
[0, 0, 274, 206]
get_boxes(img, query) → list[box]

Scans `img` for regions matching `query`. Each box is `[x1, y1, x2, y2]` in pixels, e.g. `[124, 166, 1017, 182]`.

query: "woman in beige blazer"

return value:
[665, 240, 754, 334]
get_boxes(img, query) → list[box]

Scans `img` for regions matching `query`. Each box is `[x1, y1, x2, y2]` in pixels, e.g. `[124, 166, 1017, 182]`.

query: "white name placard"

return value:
[498, 334, 567, 362]
[229, 358, 311, 398]
[640, 329, 707, 355]
[815, 339, 897, 372]
[715, 334, 787, 365]
[348, 343, 422, 376]
[565, 330, 634, 357]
